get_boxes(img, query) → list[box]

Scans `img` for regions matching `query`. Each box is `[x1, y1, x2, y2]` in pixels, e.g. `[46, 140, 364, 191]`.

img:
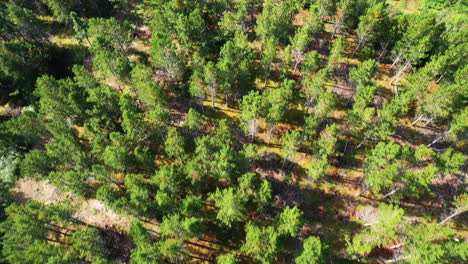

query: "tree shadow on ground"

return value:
[100, 226, 134, 262]
[128, 47, 150, 65]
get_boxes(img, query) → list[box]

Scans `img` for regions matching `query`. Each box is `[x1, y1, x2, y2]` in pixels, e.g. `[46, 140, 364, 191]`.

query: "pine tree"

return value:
[240, 90, 262, 142]
[295, 236, 323, 264]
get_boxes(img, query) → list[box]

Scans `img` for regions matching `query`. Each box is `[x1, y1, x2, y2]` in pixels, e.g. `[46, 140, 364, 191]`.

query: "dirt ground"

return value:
[14, 178, 134, 230]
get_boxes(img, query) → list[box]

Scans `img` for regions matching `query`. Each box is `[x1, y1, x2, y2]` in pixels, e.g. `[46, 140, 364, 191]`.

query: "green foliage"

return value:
[125, 173, 152, 214]
[1, 201, 74, 263]
[131, 65, 167, 111]
[35, 74, 88, 124]
[153, 165, 188, 210]
[364, 142, 401, 194]
[281, 131, 302, 163]
[0, 141, 21, 188]
[262, 79, 296, 143]
[183, 108, 207, 132]
[435, 148, 466, 175]
[308, 156, 328, 182]
[88, 18, 132, 83]
[256, 180, 273, 212]
[303, 51, 320, 75]
[217, 32, 254, 101]
[242, 222, 279, 264]
[102, 132, 130, 171]
[119, 94, 148, 143]
[349, 59, 378, 86]
[447, 107, 468, 143]
[70, 12, 89, 44]
[20, 150, 53, 177]
[392, 13, 440, 66]
[276, 206, 304, 237]
[70, 227, 105, 261]
[353, 2, 387, 55]
[209, 187, 246, 227]
[0, 40, 53, 104]
[403, 223, 454, 264]
[159, 213, 204, 239]
[0, 3, 46, 43]
[261, 37, 278, 81]
[165, 128, 186, 161]
[217, 253, 238, 264]
[1, 2, 466, 263]
[327, 35, 346, 72]
[295, 236, 323, 264]
[240, 90, 262, 140]
[256, 0, 296, 43]
[422, 0, 453, 10]
[347, 204, 404, 257]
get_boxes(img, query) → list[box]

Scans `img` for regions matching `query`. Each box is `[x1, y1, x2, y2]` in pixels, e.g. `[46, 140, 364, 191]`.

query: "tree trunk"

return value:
[383, 256, 410, 263]
[411, 114, 423, 126]
[282, 150, 291, 169]
[86, 36, 92, 46]
[331, 19, 342, 39]
[435, 71, 446, 83]
[428, 129, 450, 147]
[390, 60, 411, 86]
[389, 242, 406, 249]
[377, 41, 389, 62]
[382, 187, 400, 199]
[438, 210, 462, 226]
[390, 54, 402, 69]
[356, 184, 370, 197]
[357, 135, 369, 149]
[267, 123, 275, 144]
[423, 118, 433, 127]
[351, 39, 363, 58]
[225, 88, 229, 108]
[250, 118, 257, 142]
[211, 89, 215, 108]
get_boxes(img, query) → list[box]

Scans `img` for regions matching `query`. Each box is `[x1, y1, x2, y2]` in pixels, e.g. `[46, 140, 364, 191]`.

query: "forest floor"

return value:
[14, 178, 134, 230]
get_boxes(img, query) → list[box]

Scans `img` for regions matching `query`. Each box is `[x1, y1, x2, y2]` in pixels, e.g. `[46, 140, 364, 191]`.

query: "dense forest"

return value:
[0, 0, 467, 263]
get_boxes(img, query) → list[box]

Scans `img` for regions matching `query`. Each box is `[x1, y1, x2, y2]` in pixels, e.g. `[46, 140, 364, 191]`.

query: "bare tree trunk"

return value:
[210, 88, 215, 108]
[428, 129, 450, 147]
[382, 187, 400, 199]
[250, 118, 257, 142]
[356, 184, 371, 197]
[438, 210, 462, 226]
[389, 242, 406, 249]
[351, 39, 363, 58]
[390, 54, 402, 69]
[390, 60, 411, 86]
[282, 149, 292, 169]
[267, 123, 275, 144]
[411, 114, 423, 125]
[423, 118, 433, 127]
[435, 71, 446, 83]
[383, 256, 410, 263]
[377, 41, 389, 62]
[357, 135, 369, 149]
[225, 88, 229, 108]
[331, 18, 343, 39]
